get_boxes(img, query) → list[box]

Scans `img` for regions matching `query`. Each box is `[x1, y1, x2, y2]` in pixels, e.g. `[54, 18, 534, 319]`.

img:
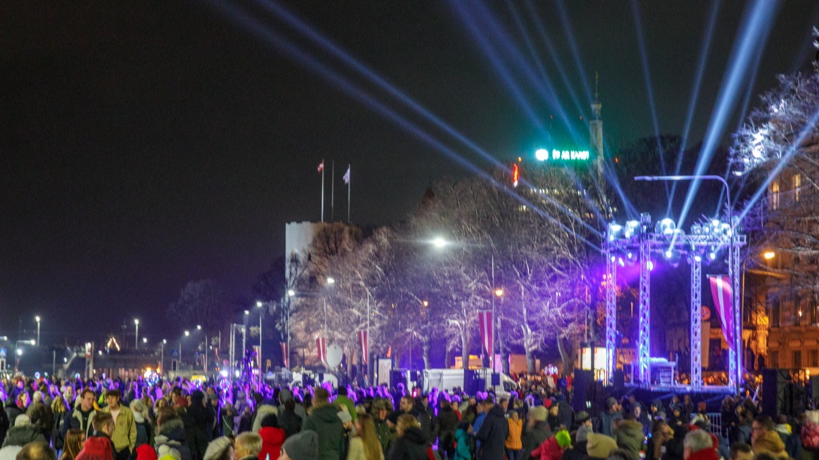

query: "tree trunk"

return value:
[498, 317, 510, 374]
[422, 336, 431, 369]
[445, 346, 452, 370]
[461, 329, 470, 370]
[557, 336, 574, 376]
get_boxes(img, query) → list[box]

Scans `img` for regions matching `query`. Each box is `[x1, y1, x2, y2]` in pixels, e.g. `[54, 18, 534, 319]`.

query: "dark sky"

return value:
[1, 1, 817, 345]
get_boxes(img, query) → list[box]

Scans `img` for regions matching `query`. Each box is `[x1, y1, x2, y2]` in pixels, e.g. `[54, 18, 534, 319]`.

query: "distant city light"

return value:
[432, 237, 448, 248]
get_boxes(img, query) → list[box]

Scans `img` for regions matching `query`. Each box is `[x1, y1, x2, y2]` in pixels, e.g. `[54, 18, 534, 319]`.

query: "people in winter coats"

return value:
[506, 410, 524, 460]
[751, 416, 788, 460]
[585, 433, 617, 460]
[613, 416, 645, 458]
[531, 430, 571, 460]
[386, 415, 427, 460]
[521, 407, 552, 460]
[257, 414, 285, 460]
[100, 389, 136, 460]
[154, 407, 193, 460]
[682, 430, 718, 460]
[64, 390, 97, 441]
[347, 414, 384, 460]
[280, 431, 319, 460]
[76, 412, 116, 460]
[474, 399, 508, 460]
[301, 388, 345, 460]
[453, 422, 472, 460]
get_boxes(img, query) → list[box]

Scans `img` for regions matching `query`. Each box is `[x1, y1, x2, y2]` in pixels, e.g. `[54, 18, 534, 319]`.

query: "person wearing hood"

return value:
[251, 400, 278, 435]
[522, 406, 553, 460]
[561, 425, 591, 460]
[632, 403, 651, 436]
[453, 422, 472, 460]
[154, 407, 192, 460]
[202, 437, 232, 460]
[649, 401, 663, 421]
[751, 416, 788, 460]
[277, 389, 306, 420]
[613, 415, 645, 458]
[598, 399, 621, 437]
[1, 415, 47, 450]
[257, 414, 285, 460]
[475, 398, 508, 460]
[531, 430, 572, 460]
[774, 414, 798, 459]
[555, 397, 573, 432]
[234, 433, 261, 460]
[334, 387, 356, 424]
[585, 433, 617, 460]
[278, 399, 302, 440]
[301, 388, 344, 460]
[386, 414, 427, 460]
[682, 430, 718, 460]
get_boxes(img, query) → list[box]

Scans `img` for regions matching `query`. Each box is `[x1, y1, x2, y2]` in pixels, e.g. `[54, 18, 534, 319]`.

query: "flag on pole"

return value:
[708, 275, 735, 352]
[358, 330, 369, 364]
[316, 337, 327, 364]
[343, 166, 350, 184]
[280, 342, 289, 369]
[318, 160, 324, 173]
[478, 311, 494, 356]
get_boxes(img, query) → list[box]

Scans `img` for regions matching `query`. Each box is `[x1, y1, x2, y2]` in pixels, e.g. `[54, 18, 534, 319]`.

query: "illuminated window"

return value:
[793, 174, 801, 202]
[771, 181, 780, 210]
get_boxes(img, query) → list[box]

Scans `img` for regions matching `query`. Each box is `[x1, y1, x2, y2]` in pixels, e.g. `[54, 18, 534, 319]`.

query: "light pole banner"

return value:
[708, 275, 735, 352]
[280, 342, 289, 369]
[358, 330, 369, 364]
[316, 337, 327, 365]
[478, 311, 493, 357]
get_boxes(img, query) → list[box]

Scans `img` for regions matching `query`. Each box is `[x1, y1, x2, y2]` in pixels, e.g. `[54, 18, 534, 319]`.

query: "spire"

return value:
[591, 71, 602, 120]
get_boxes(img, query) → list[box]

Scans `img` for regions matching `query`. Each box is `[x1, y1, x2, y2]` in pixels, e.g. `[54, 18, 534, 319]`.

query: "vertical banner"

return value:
[316, 337, 327, 365]
[280, 342, 289, 369]
[478, 311, 494, 357]
[358, 330, 369, 364]
[709, 275, 735, 352]
[252, 346, 261, 369]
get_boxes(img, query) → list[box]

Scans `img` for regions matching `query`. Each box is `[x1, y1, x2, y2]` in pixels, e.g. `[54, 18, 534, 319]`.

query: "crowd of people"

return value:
[0, 374, 816, 460]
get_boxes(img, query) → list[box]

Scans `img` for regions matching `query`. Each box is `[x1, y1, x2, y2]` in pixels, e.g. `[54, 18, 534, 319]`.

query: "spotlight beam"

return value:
[206, 0, 604, 248]
[668, 0, 722, 215]
[677, 0, 779, 229]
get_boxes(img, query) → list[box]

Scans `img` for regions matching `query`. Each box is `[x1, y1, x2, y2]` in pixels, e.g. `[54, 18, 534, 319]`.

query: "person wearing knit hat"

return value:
[531, 430, 571, 460]
[522, 406, 552, 460]
[203, 437, 233, 460]
[280, 430, 318, 460]
[586, 433, 618, 460]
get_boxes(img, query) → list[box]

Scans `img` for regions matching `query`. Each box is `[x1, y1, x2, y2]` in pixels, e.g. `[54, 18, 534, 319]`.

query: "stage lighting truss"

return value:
[603, 215, 746, 390]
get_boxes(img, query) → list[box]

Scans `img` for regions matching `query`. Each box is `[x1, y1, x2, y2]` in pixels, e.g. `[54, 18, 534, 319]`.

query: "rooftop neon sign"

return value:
[535, 148, 590, 162]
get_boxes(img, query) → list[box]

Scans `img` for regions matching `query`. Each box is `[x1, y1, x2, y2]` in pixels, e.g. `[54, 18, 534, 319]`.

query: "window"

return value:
[793, 174, 801, 202]
[772, 299, 781, 328]
[810, 350, 819, 367]
[770, 351, 779, 368]
[794, 350, 803, 368]
[771, 181, 780, 210]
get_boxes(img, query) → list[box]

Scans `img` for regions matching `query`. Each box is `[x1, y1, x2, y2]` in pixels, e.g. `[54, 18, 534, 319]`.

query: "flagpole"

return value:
[347, 164, 351, 223]
[331, 161, 335, 222]
[321, 160, 325, 222]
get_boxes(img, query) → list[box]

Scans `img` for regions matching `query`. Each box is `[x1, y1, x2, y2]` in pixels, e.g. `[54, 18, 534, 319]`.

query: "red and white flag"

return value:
[280, 342, 289, 369]
[478, 311, 494, 356]
[318, 160, 325, 173]
[708, 275, 736, 352]
[316, 337, 327, 364]
[358, 330, 369, 364]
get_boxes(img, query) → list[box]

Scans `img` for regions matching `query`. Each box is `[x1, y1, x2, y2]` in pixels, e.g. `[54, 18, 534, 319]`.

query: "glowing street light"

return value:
[134, 319, 140, 350]
[184, 330, 190, 336]
[494, 288, 504, 297]
[327, 277, 336, 285]
[35, 316, 40, 348]
[763, 251, 776, 260]
[431, 237, 448, 248]
[287, 289, 295, 297]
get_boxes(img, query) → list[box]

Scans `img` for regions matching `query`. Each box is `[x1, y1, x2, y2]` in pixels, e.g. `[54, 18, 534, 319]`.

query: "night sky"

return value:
[1, 1, 817, 345]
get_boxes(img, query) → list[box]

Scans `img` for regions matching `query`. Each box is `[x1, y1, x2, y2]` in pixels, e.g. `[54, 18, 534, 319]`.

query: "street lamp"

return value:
[494, 288, 504, 297]
[764, 251, 776, 260]
[160, 339, 166, 374]
[134, 319, 140, 350]
[35, 316, 40, 348]
[255, 301, 265, 381]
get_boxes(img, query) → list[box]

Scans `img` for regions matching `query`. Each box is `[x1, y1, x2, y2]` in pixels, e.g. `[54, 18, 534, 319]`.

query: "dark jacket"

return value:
[374, 418, 392, 454]
[154, 418, 193, 460]
[562, 441, 589, 460]
[436, 405, 460, 455]
[0, 403, 9, 448]
[475, 405, 509, 460]
[1, 424, 47, 448]
[598, 411, 620, 437]
[386, 426, 428, 460]
[302, 404, 345, 460]
[277, 408, 301, 439]
[521, 421, 552, 460]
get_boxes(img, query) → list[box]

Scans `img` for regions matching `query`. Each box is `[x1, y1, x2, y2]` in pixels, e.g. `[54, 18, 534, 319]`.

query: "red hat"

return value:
[544, 399, 553, 408]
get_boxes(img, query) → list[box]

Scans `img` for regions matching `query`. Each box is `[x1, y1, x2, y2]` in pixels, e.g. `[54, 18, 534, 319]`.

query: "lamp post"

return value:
[181, 330, 190, 367]
[635, 174, 741, 388]
[134, 319, 140, 350]
[197, 325, 208, 375]
[161, 339, 166, 374]
[35, 316, 40, 349]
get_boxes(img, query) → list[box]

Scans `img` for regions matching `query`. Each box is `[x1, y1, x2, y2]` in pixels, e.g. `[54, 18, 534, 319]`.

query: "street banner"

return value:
[478, 311, 493, 356]
[280, 342, 289, 369]
[358, 330, 369, 364]
[316, 337, 327, 365]
[708, 275, 735, 352]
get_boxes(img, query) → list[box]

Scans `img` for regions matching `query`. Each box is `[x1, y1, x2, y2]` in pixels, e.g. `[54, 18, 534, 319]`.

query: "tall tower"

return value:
[589, 72, 604, 179]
